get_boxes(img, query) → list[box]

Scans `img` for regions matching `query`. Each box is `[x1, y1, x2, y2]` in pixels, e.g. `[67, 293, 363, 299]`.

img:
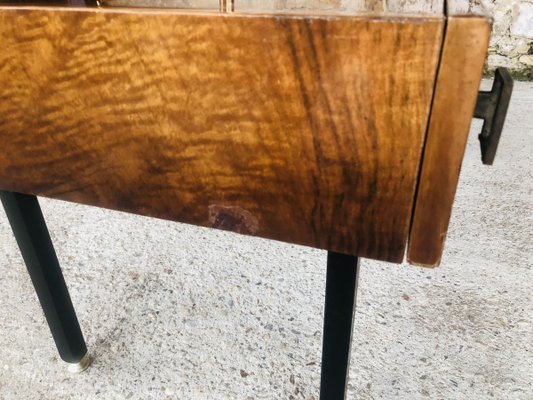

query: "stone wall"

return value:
[484, 0, 532, 80]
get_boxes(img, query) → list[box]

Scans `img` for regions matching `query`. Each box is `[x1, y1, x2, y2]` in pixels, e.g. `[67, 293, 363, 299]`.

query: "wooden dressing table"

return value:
[0, 0, 512, 398]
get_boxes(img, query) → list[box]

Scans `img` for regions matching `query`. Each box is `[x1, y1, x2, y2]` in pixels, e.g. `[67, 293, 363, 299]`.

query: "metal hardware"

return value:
[473, 67, 513, 165]
[320, 252, 360, 400]
[0, 191, 89, 368]
[67, 353, 91, 373]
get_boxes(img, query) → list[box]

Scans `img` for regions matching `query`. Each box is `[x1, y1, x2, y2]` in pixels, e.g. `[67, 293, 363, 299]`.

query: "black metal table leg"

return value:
[0, 191, 89, 372]
[320, 251, 360, 400]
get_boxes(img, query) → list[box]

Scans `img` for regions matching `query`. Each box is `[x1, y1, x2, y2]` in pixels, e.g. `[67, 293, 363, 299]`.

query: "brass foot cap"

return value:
[67, 353, 91, 373]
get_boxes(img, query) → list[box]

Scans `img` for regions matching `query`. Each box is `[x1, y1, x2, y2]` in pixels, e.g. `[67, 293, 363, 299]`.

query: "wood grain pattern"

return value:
[407, 16, 491, 267]
[0, 7, 443, 262]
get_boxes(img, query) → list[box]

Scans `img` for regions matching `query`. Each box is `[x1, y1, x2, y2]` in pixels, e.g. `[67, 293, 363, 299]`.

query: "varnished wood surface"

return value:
[407, 17, 491, 267]
[0, 7, 443, 262]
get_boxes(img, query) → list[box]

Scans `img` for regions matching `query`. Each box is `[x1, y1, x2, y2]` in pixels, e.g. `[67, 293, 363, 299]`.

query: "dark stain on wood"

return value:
[208, 204, 259, 235]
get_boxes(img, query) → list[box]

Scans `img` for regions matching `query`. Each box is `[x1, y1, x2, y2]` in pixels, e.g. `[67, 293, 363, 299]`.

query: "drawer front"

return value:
[0, 8, 443, 262]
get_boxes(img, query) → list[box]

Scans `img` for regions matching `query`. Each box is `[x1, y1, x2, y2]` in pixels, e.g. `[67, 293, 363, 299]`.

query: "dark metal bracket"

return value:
[473, 67, 513, 165]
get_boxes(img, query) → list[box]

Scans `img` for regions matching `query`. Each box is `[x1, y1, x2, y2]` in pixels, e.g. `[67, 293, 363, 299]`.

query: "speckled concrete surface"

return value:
[0, 81, 531, 400]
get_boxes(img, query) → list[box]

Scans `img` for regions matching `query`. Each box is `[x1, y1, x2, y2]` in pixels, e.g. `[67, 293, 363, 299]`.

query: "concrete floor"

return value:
[0, 81, 531, 400]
